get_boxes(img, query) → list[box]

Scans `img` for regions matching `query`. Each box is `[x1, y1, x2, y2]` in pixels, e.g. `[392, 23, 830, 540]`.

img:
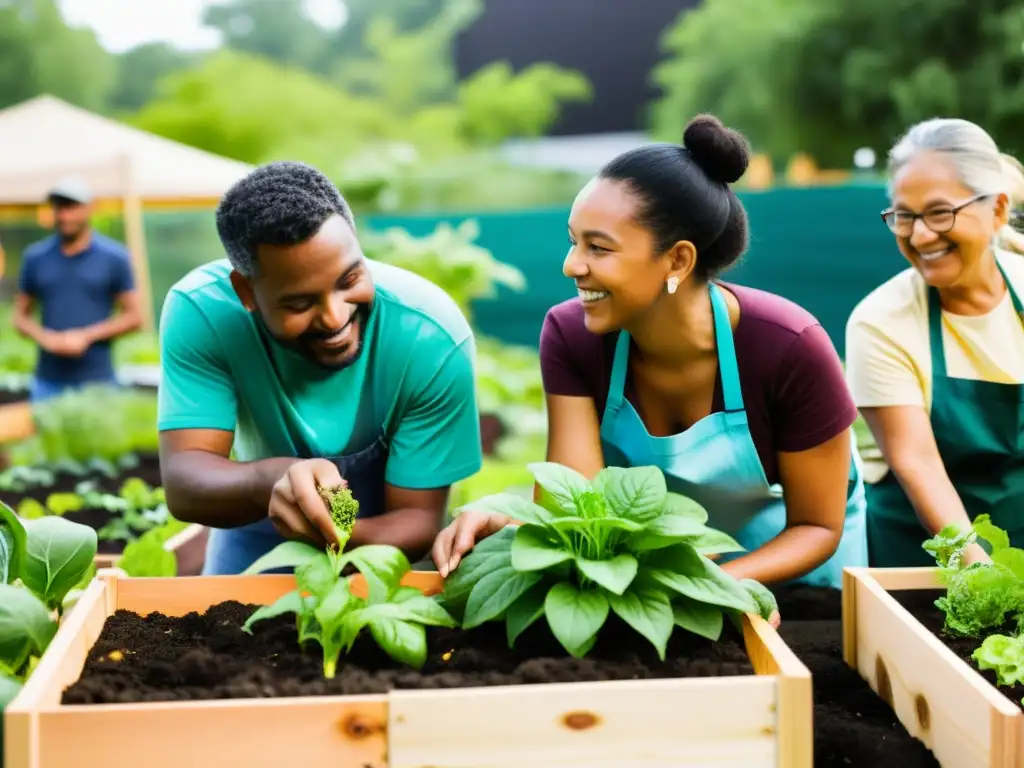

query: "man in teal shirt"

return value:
[158, 161, 483, 575]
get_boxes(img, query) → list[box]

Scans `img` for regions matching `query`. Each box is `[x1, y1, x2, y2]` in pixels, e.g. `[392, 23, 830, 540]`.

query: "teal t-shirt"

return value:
[157, 258, 483, 490]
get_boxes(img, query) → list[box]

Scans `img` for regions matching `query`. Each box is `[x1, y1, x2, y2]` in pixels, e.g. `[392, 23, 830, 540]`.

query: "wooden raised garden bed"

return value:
[6, 570, 812, 768]
[842, 567, 1024, 767]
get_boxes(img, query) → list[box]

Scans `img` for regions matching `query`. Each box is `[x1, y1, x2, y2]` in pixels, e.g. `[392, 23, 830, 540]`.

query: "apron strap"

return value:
[927, 254, 1024, 378]
[606, 330, 631, 410]
[710, 283, 745, 413]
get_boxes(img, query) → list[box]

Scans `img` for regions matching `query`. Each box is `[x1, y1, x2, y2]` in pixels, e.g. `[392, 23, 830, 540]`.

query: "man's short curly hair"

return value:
[215, 161, 356, 277]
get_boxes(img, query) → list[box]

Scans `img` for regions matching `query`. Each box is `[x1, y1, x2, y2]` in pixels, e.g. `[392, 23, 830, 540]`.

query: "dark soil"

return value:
[774, 586, 940, 768]
[62, 601, 753, 704]
[0, 388, 28, 405]
[0, 453, 162, 555]
[891, 589, 1024, 711]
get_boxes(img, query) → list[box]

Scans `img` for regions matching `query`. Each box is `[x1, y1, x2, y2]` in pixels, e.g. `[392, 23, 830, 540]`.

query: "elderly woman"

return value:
[433, 114, 868, 593]
[846, 118, 1024, 567]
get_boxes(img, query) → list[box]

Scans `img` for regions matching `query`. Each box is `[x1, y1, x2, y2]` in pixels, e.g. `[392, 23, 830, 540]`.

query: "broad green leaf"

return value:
[689, 528, 746, 556]
[372, 595, 459, 627]
[740, 579, 778, 622]
[505, 582, 548, 647]
[664, 493, 709, 524]
[576, 553, 639, 595]
[973, 514, 1010, 552]
[340, 545, 410, 603]
[629, 516, 711, 551]
[645, 544, 756, 613]
[392, 586, 425, 602]
[651, 565, 758, 614]
[116, 529, 176, 578]
[315, 579, 360, 633]
[296, 553, 336, 599]
[441, 526, 516, 604]
[20, 516, 97, 609]
[0, 585, 57, 672]
[993, 549, 1024, 581]
[672, 596, 724, 641]
[0, 501, 27, 584]
[597, 466, 666, 523]
[243, 540, 321, 575]
[511, 524, 572, 571]
[369, 617, 428, 668]
[544, 582, 609, 657]
[242, 590, 306, 633]
[462, 493, 555, 525]
[463, 565, 543, 628]
[607, 583, 673, 659]
[527, 462, 591, 515]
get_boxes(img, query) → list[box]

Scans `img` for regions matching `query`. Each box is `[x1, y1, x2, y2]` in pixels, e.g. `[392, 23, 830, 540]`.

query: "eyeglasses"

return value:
[881, 193, 992, 236]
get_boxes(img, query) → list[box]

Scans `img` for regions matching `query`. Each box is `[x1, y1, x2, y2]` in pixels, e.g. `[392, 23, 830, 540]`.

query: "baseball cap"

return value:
[47, 177, 93, 205]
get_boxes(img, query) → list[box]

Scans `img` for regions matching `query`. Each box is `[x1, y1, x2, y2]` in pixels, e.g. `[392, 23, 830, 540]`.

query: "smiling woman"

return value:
[434, 114, 869, 593]
[846, 117, 1024, 567]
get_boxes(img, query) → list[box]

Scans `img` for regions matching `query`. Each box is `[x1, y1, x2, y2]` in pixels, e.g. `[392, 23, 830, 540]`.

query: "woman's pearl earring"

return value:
[666, 276, 680, 295]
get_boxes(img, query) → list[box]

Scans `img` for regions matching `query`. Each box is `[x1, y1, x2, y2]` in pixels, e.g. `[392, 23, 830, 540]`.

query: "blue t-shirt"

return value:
[19, 233, 135, 383]
[158, 259, 483, 490]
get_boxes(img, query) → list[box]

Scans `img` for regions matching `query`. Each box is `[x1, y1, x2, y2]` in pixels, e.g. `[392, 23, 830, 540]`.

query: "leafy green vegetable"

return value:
[0, 501, 27, 584]
[244, 535, 457, 678]
[19, 516, 98, 614]
[442, 463, 771, 659]
[924, 515, 1024, 637]
[923, 515, 1024, 705]
[973, 634, 1024, 697]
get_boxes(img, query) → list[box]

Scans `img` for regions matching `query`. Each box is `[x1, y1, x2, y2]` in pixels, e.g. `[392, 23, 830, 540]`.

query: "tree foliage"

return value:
[651, 0, 1024, 166]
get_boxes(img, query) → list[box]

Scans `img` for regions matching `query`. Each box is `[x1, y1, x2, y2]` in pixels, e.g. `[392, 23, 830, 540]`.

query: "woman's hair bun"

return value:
[682, 114, 751, 184]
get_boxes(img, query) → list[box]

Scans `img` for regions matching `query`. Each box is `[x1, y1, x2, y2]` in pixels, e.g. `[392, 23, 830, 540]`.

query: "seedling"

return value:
[243, 486, 457, 678]
[441, 463, 778, 659]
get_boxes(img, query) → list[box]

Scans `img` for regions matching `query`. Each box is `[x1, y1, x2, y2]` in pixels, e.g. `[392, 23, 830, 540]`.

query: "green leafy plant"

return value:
[923, 515, 1024, 704]
[0, 500, 97, 684]
[242, 487, 457, 678]
[924, 515, 1024, 638]
[441, 463, 778, 659]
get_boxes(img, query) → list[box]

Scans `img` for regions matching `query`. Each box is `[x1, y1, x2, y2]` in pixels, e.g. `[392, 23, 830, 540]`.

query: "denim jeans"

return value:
[29, 375, 118, 404]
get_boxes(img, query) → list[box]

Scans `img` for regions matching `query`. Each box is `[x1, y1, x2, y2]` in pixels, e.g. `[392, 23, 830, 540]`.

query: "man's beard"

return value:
[252, 304, 371, 373]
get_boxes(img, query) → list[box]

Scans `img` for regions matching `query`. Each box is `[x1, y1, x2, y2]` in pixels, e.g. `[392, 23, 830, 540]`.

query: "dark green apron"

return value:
[867, 261, 1024, 566]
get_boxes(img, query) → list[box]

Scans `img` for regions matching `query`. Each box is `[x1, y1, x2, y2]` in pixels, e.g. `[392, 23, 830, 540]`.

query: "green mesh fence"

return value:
[1, 184, 902, 357]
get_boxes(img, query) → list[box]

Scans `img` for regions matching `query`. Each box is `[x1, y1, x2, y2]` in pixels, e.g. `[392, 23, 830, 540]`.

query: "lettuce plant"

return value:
[441, 463, 777, 659]
[923, 515, 1024, 638]
[924, 515, 1024, 704]
[243, 485, 457, 678]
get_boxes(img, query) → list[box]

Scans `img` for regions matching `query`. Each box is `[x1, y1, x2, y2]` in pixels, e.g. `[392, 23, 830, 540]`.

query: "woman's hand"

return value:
[768, 610, 781, 629]
[432, 510, 517, 577]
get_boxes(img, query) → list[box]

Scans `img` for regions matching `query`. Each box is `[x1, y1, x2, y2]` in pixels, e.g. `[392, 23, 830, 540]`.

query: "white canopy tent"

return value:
[0, 94, 253, 329]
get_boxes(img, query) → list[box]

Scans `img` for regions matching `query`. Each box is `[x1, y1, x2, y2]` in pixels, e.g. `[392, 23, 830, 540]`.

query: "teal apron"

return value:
[866, 261, 1024, 566]
[202, 315, 390, 576]
[600, 282, 868, 588]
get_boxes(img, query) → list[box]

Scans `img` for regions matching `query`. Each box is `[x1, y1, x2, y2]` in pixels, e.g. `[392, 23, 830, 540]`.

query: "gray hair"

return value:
[888, 118, 1024, 251]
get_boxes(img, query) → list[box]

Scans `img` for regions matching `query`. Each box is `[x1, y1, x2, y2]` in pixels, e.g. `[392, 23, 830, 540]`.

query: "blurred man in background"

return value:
[11, 178, 143, 402]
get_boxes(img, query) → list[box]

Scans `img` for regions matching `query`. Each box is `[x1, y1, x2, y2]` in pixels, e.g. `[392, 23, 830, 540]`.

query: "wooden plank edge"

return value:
[0, 401, 34, 443]
[854, 568, 1022, 717]
[743, 614, 813, 768]
[864, 566, 942, 592]
[842, 567, 858, 667]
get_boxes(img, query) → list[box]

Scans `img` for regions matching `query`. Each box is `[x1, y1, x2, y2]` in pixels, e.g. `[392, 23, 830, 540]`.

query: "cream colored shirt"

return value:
[846, 251, 1024, 480]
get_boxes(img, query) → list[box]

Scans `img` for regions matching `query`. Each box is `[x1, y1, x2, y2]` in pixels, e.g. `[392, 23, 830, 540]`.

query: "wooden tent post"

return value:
[120, 154, 155, 332]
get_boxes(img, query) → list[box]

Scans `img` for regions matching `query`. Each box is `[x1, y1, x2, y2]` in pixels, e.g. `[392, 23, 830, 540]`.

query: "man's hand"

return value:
[268, 458, 348, 548]
[432, 509, 516, 577]
[41, 329, 92, 357]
